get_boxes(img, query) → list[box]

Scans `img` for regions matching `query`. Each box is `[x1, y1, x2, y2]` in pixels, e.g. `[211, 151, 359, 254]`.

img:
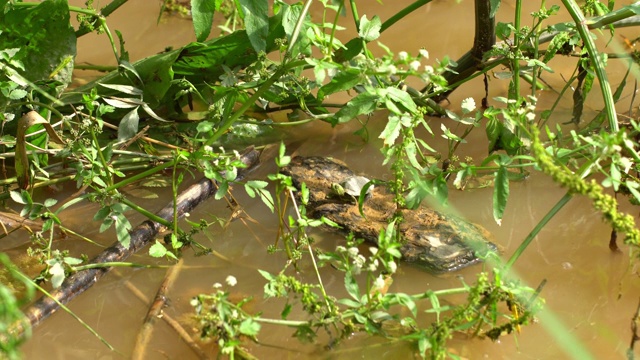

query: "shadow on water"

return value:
[11, 0, 640, 359]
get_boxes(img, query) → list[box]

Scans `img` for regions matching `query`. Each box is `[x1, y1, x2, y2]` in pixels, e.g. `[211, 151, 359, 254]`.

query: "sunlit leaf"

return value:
[239, 0, 269, 53]
[344, 272, 360, 300]
[333, 91, 378, 124]
[118, 107, 140, 141]
[379, 115, 402, 146]
[191, 0, 216, 42]
[358, 15, 381, 41]
[49, 262, 65, 289]
[149, 241, 168, 258]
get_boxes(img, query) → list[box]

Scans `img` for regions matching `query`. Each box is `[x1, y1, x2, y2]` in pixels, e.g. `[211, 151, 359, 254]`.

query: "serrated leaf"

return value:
[385, 87, 418, 115]
[239, 319, 261, 336]
[379, 115, 402, 146]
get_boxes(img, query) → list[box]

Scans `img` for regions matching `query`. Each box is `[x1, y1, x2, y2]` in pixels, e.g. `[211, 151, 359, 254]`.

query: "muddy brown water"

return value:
[7, 0, 640, 359]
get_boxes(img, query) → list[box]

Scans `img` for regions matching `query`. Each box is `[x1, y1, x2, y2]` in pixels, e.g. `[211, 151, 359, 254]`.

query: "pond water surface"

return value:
[8, 1, 640, 359]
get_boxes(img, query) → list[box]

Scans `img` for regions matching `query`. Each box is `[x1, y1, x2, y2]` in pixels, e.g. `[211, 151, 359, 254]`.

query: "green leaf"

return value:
[358, 15, 381, 41]
[149, 241, 168, 258]
[115, 214, 132, 248]
[239, 319, 261, 336]
[239, 0, 269, 53]
[317, 67, 362, 100]
[63, 257, 83, 265]
[394, 293, 417, 317]
[0, 0, 76, 97]
[493, 165, 509, 225]
[10, 190, 26, 205]
[191, 0, 215, 42]
[379, 115, 402, 146]
[344, 272, 360, 300]
[334, 92, 378, 124]
[49, 262, 65, 289]
[118, 107, 140, 141]
[385, 87, 418, 115]
[489, 0, 502, 17]
[257, 269, 275, 281]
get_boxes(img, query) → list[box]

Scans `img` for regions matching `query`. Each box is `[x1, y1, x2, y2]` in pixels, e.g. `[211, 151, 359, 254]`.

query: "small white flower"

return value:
[233, 150, 240, 158]
[213, 282, 222, 289]
[336, 245, 347, 253]
[419, 49, 430, 59]
[388, 64, 398, 75]
[327, 67, 337, 78]
[204, 145, 213, 153]
[369, 247, 378, 255]
[184, 212, 190, 217]
[398, 51, 408, 61]
[526, 112, 536, 121]
[348, 247, 359, 257]
[409, 60, 421, 72]
[388, 260, 397, 273]
[367, 259, 379, 271]
[225, 275, 237, 287]
[424, 65, 434, 74]
[190, 298, 199, 307]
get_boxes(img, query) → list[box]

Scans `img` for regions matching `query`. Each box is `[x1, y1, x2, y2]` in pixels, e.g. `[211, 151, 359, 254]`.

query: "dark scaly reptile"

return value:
[281, 156, 498, 273]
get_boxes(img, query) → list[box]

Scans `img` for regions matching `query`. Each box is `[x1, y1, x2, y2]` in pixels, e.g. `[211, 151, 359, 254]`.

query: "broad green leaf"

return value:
[282, 3, 310, 56]
[0, 0, 76, 97]
[191, 0, 215, 42]
[239, 0, 269, 53]
[334, 92, 378, 124]
[493, 165, 509, 225]
[486, 116, 501, 153]
[118, 107, 140, 141]
[10, 190, 26, 205]
[239, 319, 261, 336]
[115, 213, 132, 248]
[358, 15, 381, 41]
[317, 67, 362, 100]
[489, 0, 502, 17]
[344, 272, 360, 300]
[215, 180, 229, 200]
[149, 241, 168, 258]
[385, 87, 418, 115]
[379, 115, 402, 146]
[49, 262, 65, 289]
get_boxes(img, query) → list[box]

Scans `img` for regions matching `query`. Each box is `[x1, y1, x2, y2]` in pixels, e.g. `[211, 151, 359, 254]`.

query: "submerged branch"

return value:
[4, 147, 261, 344]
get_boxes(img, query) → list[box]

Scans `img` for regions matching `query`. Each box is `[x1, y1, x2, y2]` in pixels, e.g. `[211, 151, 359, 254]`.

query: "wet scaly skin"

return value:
[281, 156, 498, 273]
